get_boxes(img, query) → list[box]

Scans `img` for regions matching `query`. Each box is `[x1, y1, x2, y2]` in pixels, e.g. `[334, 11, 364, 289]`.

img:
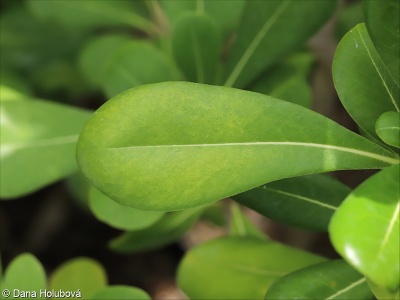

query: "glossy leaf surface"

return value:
[172, 13, 221, 84]
[177, 236, 326, 299]
[330, 164, 400, 291]
[364, 0, 399, 86]
[109, 208, 203, 253]
[49, 258, 107, 299]
[89, 187, 163, 230]
[233, 174, 351, 231]
[0, 254, 46, 300]
[223, 0, 336, 88]
[92, 286, 150, 300]
[375, 111, 400, 148]
[76, 82, 398, 211]
[266, 259, 373, 299]
[333, 23, 400, 145]
[1, 99, 91, 198]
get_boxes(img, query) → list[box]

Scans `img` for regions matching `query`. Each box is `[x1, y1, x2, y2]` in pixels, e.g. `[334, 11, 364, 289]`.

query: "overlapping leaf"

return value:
[375, 111, 400, 148]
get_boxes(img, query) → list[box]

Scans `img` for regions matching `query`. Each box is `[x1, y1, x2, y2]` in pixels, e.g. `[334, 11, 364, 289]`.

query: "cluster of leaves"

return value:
[1, 0, 399, 299]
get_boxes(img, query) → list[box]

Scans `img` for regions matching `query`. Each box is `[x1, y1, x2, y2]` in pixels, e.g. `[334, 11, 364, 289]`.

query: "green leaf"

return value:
[335, 2, 364, 40]
[233, 174, 351, 232]
[368, 279, 400, 300]
[80, 36, 182, 98]
[1, 99, 92, 198]
[172, 13, 221, 84]
[329, 164, 400, 291]
[364, 0, 399, 86]
[265, 259, 373, 299]
[89, 186, 163, 231]
[49, 258, 107, 299]
[375, 111, 400, 148]
[333, 23, 400, 146]
[223, 0, 337, 88]
[76, 82, 399, 211]
[177, 236, 326, 299]
[109, 208, 203, 253]
[92, 286, 151, 300]
[27, 0, 154, 35]
[0, 86, 28, 102]
[230, 203, 268, 240]
[1, 254, 46, 300]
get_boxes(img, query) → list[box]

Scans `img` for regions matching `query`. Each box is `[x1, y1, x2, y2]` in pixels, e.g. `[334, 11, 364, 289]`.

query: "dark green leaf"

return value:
[172, 13, 221, 84]
[1, 254, 46, 300]
[76, 82, 398, 211]
[109, 208, 203, 253]
[177, 236, 326, 299]
[89, 186, 163, 231]
[266, 259, 373, 300]
[335, 2, 364, 40]
[1, 99, 92, 198]
[375, 111, 400, 148]
[329, 164, 400, 291]
[233, 174, 351, 232]
[49, 258, 107, 299]
[333, 23, 400, 146]
[223, 0, 336, 88]
[91, 286, 151, 300]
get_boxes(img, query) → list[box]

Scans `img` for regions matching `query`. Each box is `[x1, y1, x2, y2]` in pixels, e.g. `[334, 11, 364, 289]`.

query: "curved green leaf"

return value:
[364, 0, 399, 86]
[89, 186, 163, 231]
[1, 254, 46, 300]
[1, 99, 91, 198]
[92, 286, 150, 300]
[375, 111, 400, 148]
[230, 203, 268, 240]
[172, 13, 221, 84]
[223, 0, 336, 88]
[177, 236, 326, 299]
[333, 23, 400, 145]
[329, 164, 400, 291]
[76, 82, 398, 211]
[109, 208, 203, 253]
[233, 174, 351, 232]
[49, 258, 107, 299]
[368, 279, 400, 300]
[265, 259, 373, 300]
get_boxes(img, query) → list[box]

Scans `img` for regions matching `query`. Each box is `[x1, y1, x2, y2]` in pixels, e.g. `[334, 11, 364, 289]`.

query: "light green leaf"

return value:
[27, 0, 154, 35]
[364, 0, 399, 86]
[265, 259, 373, 300]
[0, 71, 32, 96]
[109, 208, 203, 253]
[233, 174, 351, 232]
[230, 203, 267, 240]
[0, 86, 28, 102]
[89, 186, 163, 231]
[368, 279, 400, 300]
[92, 286, 150, 300]
[375, 111, 400, 148]
[1, 99, 92, 198]
[76, 82, 399, 211]
[1, 254, 46, 300]
[177, 236, 326, 299]
[223, 0, 336, 88]
[333, 23, 400, 146]
[172, 13, 221, 84]
[49, 258, 107, 299]
[329, 164, 400, 291]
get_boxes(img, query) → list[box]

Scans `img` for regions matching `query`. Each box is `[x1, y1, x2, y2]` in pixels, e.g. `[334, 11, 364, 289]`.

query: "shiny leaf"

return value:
[329, 164, 400, 291]
[177, 236, 326, 299]
[375, 111, 400, 148]
[76, 82, 398, 211]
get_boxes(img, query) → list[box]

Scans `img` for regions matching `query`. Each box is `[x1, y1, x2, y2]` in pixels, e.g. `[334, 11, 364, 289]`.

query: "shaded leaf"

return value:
[92, 286, 150, 300]
[230, 203, 267, 240]
[177, 236, 326, 299]
[1, 99, 92, 198]
[333, 23, 400, 146]
[89, 186, 163, 231]
[76, 82, 398, 211]
[375, 111, 400, 148]
[0, 86, 28, 102]
[266, 259, 373, 299]
[223, 0, 336, 88]
[329, 164, 400, 291]
[172, 13, 221, 84]
[368, 279, 400, 300]
[49, 258, 107, 299]
[109, 208, 203, 253]
[335, 2, 364, 40]
[1, 254, 46, 300]
[233, 174, 351, 232]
